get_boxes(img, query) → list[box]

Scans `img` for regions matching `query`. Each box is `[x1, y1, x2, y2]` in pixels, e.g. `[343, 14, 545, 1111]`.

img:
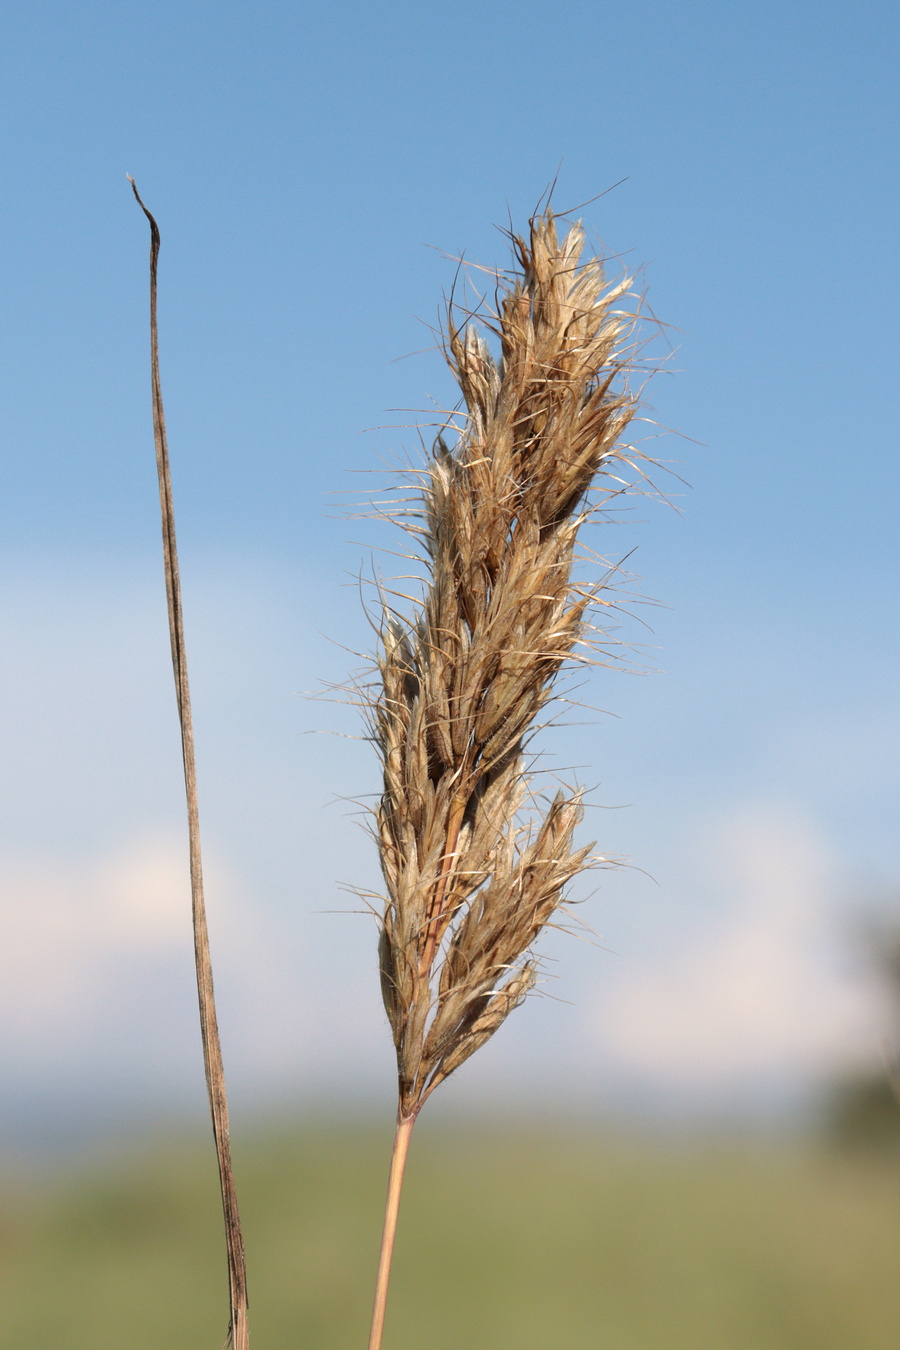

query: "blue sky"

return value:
[1, 0, 898, 1144]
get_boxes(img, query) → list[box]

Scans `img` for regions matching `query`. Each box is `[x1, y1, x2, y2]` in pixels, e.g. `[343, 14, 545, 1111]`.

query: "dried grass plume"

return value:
[370, 210, 647, 1121]
[362, 205, 657, 1350]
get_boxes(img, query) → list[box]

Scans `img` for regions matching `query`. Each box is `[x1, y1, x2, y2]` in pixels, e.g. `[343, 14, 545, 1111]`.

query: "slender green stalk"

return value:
[129, 177, 249, 1350]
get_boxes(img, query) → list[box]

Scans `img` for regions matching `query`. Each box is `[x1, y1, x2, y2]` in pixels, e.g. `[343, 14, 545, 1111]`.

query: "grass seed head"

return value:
[370, 210, 647, 1118]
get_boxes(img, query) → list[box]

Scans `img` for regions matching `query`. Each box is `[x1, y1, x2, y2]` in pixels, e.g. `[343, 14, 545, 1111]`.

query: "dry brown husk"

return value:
[368, 211, 646, 1119]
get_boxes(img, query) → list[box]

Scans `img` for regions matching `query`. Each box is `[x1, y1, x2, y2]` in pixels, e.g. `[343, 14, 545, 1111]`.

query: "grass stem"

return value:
[129, 177, 249, 1350]
[367, 1113, 416, 1350]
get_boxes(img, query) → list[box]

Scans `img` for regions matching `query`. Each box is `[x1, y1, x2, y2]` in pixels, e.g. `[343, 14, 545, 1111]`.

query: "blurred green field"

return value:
[1, 1119, 899, 1349]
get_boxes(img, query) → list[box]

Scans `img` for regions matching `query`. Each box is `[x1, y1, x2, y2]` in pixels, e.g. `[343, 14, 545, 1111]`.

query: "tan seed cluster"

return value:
[371, 212, 642, 1120]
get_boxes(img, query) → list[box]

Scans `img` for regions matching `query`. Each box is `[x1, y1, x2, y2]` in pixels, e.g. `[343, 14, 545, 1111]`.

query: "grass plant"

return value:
[362, 209, 652, 1347]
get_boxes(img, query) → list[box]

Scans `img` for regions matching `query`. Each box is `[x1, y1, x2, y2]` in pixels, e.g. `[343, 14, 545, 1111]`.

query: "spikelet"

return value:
[370, 211, 643, 1120]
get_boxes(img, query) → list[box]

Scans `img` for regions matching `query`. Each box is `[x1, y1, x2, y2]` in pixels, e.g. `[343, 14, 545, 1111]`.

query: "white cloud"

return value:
[1, 562, 897, 1124]
[0, 834, 317, 1082]
[596, 809, 887, 1091]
